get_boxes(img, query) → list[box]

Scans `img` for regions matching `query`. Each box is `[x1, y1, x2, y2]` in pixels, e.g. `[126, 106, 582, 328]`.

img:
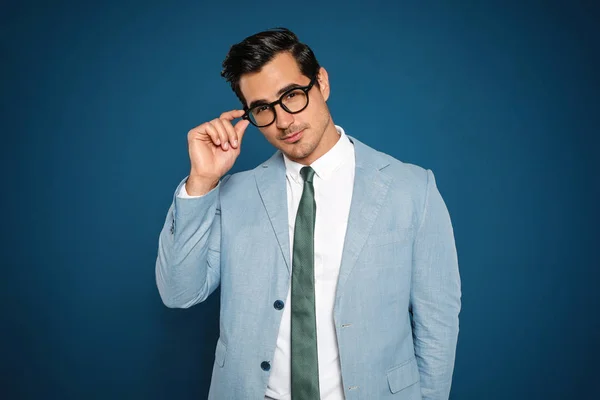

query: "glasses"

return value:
[242, 75, 317, 127]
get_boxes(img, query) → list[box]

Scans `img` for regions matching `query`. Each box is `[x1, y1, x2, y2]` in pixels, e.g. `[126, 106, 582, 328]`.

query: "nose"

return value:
[274, 104, 294, 130]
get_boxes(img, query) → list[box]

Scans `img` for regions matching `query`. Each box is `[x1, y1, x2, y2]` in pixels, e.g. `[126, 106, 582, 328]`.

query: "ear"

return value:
[317, 66, 330, 101]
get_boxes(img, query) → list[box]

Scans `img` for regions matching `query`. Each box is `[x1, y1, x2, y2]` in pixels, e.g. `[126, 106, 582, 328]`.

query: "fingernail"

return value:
[224, 142, 229, 150]
[215, 139, 220, 145]
[233, 139, 238, 147]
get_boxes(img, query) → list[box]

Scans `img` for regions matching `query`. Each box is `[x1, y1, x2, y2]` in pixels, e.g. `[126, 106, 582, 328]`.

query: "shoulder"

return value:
[379, 153, 434, 215]
[383, 153, 430, 187]
[351, 136, 440, 230]
[351, 136, 432, 194]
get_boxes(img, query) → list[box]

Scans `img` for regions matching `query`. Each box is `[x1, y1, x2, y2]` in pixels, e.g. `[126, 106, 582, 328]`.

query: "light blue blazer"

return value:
[156, 135, 461, 399]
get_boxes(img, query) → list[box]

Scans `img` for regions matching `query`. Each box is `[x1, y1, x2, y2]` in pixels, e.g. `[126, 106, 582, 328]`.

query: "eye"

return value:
[286, 92, 297, 100]
[254, 105, 269, 114]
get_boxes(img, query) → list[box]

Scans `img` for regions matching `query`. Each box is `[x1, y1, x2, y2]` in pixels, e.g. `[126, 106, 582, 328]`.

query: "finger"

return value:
[202, 122, 222, 147]
[189, 123, 219, 146]
[219, 109, 245, 121]
[213, 118, 235, 150]
[218, 118, 240, 149]
[210, 119, 230, 151]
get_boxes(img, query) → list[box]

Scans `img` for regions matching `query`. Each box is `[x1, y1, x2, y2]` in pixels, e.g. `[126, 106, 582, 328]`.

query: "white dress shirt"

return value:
[179, 125, 355, 400]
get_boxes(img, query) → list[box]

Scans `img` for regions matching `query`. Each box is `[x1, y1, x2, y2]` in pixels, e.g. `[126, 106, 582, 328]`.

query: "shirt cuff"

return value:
[176, 179, 218, 198]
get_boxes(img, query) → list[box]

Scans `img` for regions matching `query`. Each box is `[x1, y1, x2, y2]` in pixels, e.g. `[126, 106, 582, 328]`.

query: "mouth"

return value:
[281, 129, 304, 144]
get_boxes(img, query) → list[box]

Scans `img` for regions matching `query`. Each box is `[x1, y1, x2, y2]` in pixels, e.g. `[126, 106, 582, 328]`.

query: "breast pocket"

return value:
[366, 231, 408, 248]
[359, 230, 412, 271]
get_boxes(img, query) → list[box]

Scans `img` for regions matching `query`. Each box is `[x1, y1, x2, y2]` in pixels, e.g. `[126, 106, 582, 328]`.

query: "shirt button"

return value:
[273, 300, 284, 310]
[261, 361, 271, 371]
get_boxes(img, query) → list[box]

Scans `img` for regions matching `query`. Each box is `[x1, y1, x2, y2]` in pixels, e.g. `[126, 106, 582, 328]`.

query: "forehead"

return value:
[239, 52, 308, 103]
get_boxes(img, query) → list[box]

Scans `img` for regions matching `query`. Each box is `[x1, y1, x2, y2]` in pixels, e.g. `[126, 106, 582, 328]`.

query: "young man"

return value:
[156, 27, 461, 400]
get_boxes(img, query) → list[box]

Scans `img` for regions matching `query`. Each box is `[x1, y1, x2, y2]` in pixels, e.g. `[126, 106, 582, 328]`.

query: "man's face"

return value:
[239, 52, 333, 164]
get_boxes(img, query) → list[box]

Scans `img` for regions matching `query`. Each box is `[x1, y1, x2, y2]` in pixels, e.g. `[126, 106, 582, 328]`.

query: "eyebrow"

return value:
[247, 82, 304, 109]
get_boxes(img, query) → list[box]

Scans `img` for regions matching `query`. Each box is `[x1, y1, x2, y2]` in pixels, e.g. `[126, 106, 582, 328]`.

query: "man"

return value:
[156, 27, 461, 400]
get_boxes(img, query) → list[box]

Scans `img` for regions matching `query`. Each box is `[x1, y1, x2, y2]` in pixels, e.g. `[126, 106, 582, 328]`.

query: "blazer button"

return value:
[273, 300, 284, 310]
[261, 361, 271, 371]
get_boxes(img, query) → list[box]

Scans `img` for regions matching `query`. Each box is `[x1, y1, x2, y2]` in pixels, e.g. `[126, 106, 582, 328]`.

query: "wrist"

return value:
[185, 175, 219, 196]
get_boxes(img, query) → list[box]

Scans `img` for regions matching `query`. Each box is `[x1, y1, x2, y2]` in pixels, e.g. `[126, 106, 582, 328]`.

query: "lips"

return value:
[282, 129, 304, 143]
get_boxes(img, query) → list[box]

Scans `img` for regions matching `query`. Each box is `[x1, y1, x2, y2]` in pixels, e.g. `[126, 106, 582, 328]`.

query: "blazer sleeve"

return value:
[410, 169, 462, 400]
[155, 175, 230, 308]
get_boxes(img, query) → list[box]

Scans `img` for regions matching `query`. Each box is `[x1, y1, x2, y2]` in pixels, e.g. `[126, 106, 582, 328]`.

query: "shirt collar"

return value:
[283, 125, 354, 184]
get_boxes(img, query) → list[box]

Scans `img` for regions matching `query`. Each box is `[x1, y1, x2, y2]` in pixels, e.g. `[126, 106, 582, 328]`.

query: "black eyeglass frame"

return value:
[242, 75, 318, 128]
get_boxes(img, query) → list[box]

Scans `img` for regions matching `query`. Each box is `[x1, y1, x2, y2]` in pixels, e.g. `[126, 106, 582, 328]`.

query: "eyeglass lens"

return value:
[249, 89, 308, 127]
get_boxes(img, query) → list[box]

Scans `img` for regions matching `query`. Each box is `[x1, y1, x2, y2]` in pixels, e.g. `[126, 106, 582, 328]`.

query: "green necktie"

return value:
[291, 166, 320, 399]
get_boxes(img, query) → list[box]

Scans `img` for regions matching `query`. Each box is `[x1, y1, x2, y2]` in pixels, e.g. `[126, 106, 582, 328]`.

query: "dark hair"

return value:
[221, 27, 321, 107]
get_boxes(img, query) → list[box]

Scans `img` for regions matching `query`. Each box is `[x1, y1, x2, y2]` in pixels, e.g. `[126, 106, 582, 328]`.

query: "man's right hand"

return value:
[185, 110, 250, 196]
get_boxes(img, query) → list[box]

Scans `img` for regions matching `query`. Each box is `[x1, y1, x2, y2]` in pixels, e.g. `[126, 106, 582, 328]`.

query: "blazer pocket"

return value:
[387, 357, 420, 394]
[214, 338, 227, 368]
[366, 230, 410, 248]
[358, 231, 412, 272]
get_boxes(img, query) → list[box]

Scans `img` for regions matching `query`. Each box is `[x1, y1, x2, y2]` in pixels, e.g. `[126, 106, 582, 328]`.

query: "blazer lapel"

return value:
[254, 151, 292, 274]
[335, 137, 392, 304]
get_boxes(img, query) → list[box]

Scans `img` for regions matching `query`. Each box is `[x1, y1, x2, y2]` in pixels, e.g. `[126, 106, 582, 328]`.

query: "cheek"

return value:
[309, 96, 329, 120]
[259, 127, 280, 144]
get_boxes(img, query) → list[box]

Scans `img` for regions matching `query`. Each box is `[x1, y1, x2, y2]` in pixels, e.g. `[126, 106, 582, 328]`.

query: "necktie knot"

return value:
[300, 166, 315, 183]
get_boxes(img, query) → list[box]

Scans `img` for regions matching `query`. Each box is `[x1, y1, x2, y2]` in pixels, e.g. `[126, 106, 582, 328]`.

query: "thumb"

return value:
[234, 119, 250, 143]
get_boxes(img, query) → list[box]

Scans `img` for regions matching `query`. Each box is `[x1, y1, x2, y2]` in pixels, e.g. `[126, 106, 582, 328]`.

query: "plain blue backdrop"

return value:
[2, 0, 598, 399]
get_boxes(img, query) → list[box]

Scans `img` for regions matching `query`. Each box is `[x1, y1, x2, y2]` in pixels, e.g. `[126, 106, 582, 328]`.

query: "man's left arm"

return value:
[410, 169, 462, 400]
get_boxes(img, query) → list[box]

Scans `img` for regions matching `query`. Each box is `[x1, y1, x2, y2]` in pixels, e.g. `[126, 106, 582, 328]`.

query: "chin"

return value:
[285, 143, 316, 162]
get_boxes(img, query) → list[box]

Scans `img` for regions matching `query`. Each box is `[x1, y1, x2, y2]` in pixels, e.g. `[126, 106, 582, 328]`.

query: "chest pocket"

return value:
[365, 230, 409, 248]
[357, 230, 412, 271]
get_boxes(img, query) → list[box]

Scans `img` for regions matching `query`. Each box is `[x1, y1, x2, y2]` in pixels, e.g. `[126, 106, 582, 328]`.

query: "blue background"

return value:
[2, 0, 598, 399]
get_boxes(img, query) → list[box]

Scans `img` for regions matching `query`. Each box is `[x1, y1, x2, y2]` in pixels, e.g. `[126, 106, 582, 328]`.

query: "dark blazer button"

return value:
[261, 361, 271, 371]
[273, 300, 284, 310]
